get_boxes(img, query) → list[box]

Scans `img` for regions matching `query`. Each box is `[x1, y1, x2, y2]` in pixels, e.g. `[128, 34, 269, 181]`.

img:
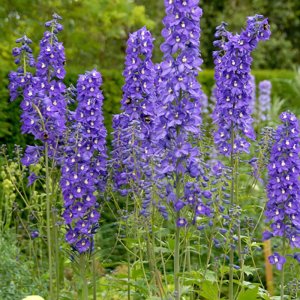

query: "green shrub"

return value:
[0, 231, 48, 299]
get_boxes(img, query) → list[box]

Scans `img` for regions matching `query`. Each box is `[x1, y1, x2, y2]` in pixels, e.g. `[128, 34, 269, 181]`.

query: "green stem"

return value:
[126, 195, 131, 300]
[146, 234, 155, 292]
[80, 255, 88, 300]
[237, 224, 244, 293]
[93, 255, 97, 300]
[127, 248, 131, 300]
[229, 128, 235, 300]
[52, 192, 60, 299]
[23, 51, 27, 76]
[174, 215, 180, 300]
[204, 236, 213, 277]
[137, 234, 152, 295]
[229, 248, 234, 300]
[186, 238, 191, 273]
[280, 238, 286, 300]
[174, 170, 182, 300]
[160, 228, 168, 290]
[149, 199, 164, 298]
[234, 158, 245, 299]
[45, 143, 54, 298]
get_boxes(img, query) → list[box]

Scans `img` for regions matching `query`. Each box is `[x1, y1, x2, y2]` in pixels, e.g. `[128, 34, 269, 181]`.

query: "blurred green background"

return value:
[0, 0, 299, 147]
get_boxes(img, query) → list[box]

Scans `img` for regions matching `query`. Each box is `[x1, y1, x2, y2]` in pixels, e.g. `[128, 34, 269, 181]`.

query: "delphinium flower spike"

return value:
[9, 16, 67, 298]
[155, 0, 206, 228]
[111, 27, 158, 206]
[264, 112, 300, 270]
[9, 35, 35, 101]
[8, 36, 45, 168]
[61, 70, 107, 253]
[34, 13, 67, 152]
[8, 36, 39, 145]
[111, 114, 141, 196]
[155, 1, 207, 298]
[213, 15, 271, 155]
[212, 16, 270, 299]
[110, 28, 166, 293]
[9, 14, 67, 167]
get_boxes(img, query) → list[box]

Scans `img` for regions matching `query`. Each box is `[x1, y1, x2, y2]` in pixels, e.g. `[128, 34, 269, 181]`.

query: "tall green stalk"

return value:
[229, 127, 235, 300]
[93, 255, 97, 300]
[51, 177, 63, 300]
[280, 238, 286, 300]
[126, 195, 131, 300]
[174, 212, 181, 300]
[45, 143, 54, 298]
[80, 254, 89, 300]
[174, 170, 182, 300]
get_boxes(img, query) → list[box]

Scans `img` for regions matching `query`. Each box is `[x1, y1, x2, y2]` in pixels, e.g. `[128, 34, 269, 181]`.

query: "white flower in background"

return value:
[22, 296, 45, 300]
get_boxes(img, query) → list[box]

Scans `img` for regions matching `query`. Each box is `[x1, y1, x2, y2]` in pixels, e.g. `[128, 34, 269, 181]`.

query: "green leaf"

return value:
[203, 269, 218, 282]
[237, 287, 259, 300]
[241, 265, 259, 277]
[199, 281, 219, 300]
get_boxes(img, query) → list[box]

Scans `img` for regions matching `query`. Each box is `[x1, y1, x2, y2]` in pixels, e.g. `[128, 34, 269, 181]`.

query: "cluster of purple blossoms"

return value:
[111, 114, 142, 195]
[121, 27, 156, 129]
[9, 14, 67, 167]
[264, 112, 300, 270]
[9, 35, 38, 139]
[34, 13, 67, 146]
[61, 70, 107, 253]
[9, 35, 35, 101]
[257, 80, 272, 122]
[111, 27, 158, 202]
[157, 0, 204, 140]
[154, 0, 210, 226]
[8, 36, 42, 167]
[213, 15, 271, 155]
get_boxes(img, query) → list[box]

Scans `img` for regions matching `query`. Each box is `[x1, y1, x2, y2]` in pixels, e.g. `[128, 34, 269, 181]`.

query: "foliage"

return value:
[1, 0, 299, 73]
[0, 0, 155, 73]
[0, 231, 48, 300]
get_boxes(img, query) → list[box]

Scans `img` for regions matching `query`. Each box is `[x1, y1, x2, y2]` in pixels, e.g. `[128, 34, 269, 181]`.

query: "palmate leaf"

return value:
[237, 286, 259, 300]
[199, 280, 219, 300]
[240, 265, 259, 277]
[238, 282, 271, 300]
[182, 270, 218, 292]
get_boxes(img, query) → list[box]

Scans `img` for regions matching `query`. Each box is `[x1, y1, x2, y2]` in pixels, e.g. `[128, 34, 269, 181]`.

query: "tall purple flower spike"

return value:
[153, 0, 210, 226]
[61, 70, 107, 254]
[9, 35, 39, 140]
[9, 35, 35, 101]
[111, 27, 157, 199]
[34, 13, 67, 146]
[121, 27, 156, 129]
[264, 112, 300, 270]
[10, 14, 67, 167]
[156, 0, 204, 140]
[213, 15, 271, 156]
